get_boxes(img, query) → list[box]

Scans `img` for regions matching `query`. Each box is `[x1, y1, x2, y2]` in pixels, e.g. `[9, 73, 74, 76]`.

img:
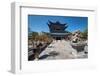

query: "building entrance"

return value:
[56, 37, 61, 40]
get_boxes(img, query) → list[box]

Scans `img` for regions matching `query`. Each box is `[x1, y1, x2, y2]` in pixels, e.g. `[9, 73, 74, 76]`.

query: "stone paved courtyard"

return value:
[38, 40, 88, 60]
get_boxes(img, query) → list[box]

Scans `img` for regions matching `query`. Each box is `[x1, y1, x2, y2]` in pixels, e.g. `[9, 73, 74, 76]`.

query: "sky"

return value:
[28, 15, 88, 33]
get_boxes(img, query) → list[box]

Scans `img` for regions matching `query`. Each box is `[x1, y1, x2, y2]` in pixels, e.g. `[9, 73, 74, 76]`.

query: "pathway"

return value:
[39, 40, 78, 60]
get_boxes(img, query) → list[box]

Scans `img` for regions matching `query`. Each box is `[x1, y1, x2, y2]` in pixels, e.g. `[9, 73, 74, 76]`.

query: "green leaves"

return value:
[81, 29, 88, 39]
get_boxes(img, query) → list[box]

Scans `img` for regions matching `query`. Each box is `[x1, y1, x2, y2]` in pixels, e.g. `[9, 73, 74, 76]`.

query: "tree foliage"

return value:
[28, 31, 52, 43]
[81, 29, 88, 39]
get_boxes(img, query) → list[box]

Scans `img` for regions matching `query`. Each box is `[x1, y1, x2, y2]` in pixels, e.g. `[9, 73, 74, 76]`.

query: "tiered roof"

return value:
[47, 21, 68, 33]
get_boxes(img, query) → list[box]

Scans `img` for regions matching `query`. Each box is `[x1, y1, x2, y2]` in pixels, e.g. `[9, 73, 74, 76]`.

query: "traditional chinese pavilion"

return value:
[48, 21, 69, 40]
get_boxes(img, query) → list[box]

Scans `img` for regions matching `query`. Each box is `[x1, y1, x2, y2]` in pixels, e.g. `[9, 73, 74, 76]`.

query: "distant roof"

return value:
[47, 21, 68, 30]
[47, 21, 67, 26]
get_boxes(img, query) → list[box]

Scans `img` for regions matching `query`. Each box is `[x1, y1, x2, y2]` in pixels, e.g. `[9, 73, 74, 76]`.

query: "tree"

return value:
[28, 31, 38, 41]
[81, 29, 88, 39]
[31, 32, 38, 40]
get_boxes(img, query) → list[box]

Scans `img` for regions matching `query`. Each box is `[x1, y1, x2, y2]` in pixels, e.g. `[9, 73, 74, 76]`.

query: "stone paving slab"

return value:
[39, 40, 79, 60]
